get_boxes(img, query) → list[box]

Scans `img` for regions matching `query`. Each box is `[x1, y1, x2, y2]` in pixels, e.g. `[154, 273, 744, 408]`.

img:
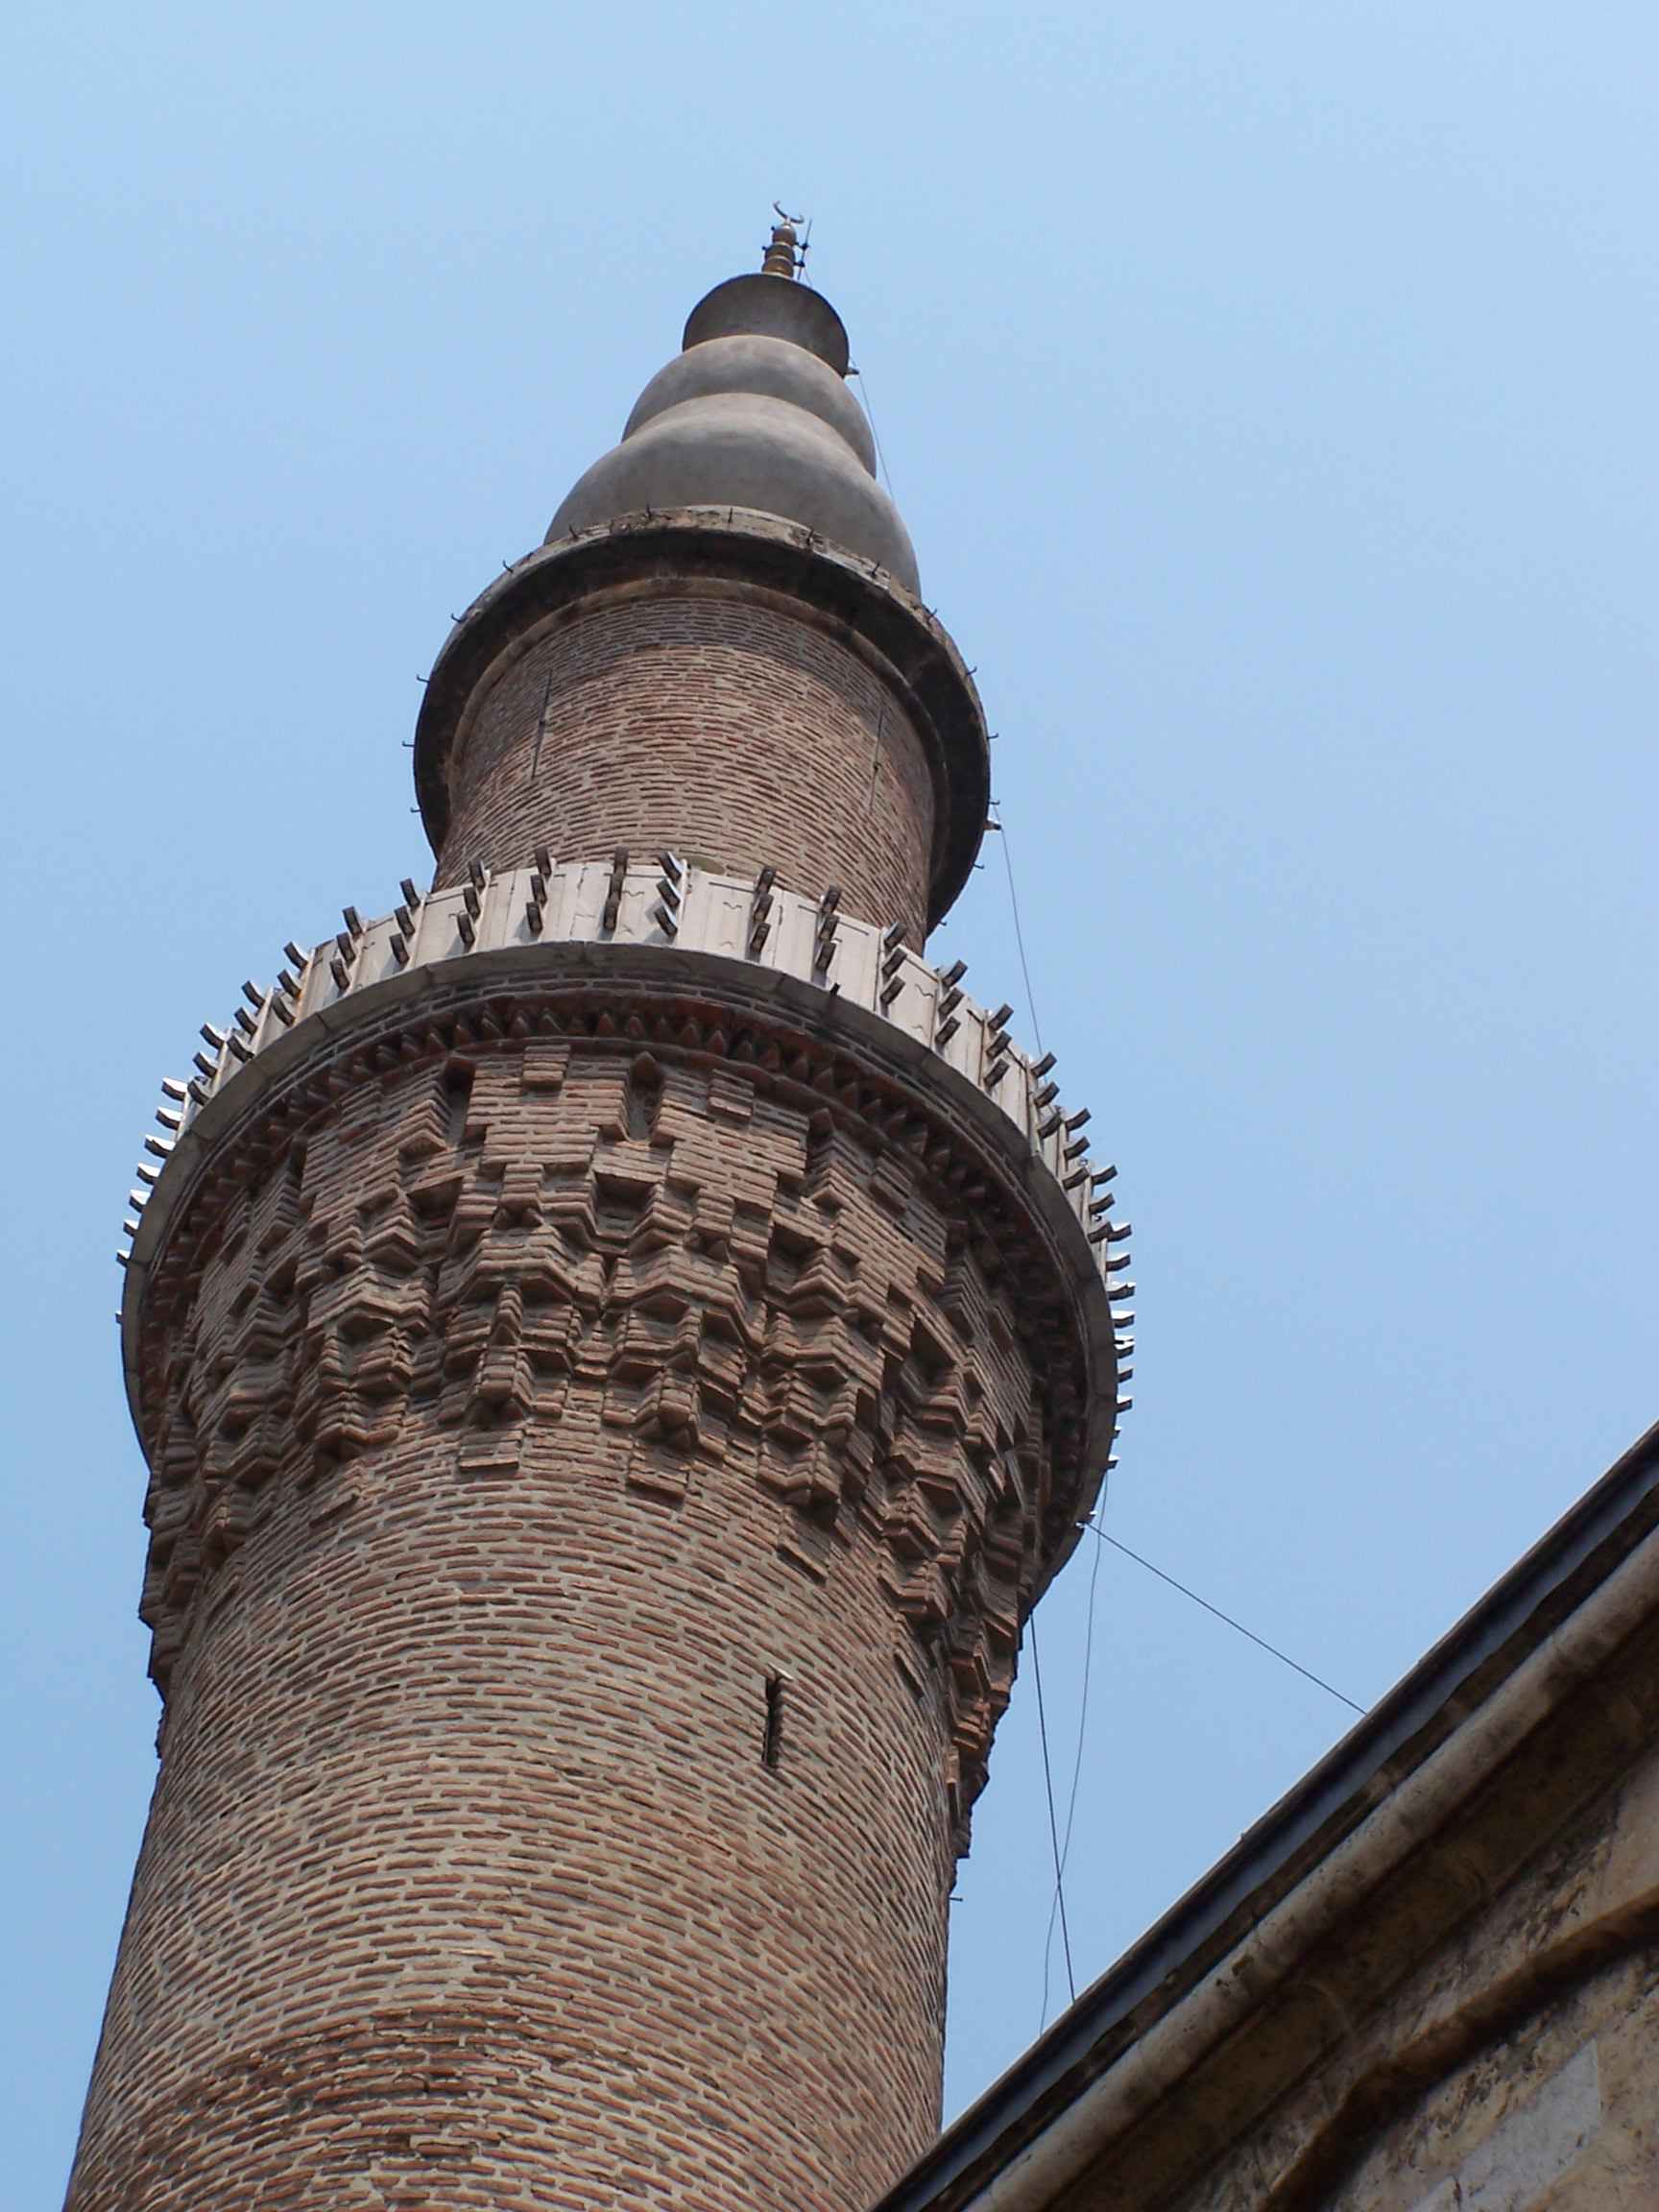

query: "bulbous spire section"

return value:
[547, 231, 919, 592]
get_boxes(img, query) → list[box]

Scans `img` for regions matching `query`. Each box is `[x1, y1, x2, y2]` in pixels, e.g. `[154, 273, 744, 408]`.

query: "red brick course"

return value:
[433, 582, 937, 946]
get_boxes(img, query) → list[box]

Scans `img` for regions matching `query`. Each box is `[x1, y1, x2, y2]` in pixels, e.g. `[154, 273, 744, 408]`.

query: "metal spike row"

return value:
[747, 875, 774, 956]
[813, 903, 840, 971]
[601, 850, 629, 933]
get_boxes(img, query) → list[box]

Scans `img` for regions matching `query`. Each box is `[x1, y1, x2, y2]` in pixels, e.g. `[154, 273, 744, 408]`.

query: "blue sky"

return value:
[5, 1, 1658, 2198]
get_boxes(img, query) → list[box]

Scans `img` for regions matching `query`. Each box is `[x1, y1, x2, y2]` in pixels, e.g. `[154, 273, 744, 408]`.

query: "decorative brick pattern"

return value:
[77, 1010, 1097, 2211]
[433, 585, 938, 945]
[131, 1007, 1095, 1798]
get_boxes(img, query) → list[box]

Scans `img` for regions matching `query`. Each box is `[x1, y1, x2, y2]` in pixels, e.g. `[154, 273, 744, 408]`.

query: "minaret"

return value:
[75, 223, 1127, 2212]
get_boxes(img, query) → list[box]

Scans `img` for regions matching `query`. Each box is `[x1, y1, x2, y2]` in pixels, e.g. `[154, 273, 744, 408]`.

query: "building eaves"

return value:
[877, 1411, 1659, 2212]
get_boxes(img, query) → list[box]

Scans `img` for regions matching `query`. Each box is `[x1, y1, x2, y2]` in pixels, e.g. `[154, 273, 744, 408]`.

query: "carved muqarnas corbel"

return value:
[434, 1176, 605, 1475]
[601, 1174, 769, 1501]
[139, 1161, 307, 1689]
[293, 1189, 430, 1474]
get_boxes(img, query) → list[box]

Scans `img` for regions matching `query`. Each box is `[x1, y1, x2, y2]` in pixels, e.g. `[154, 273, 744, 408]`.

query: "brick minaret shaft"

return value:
[75, 228, 1127, 2212]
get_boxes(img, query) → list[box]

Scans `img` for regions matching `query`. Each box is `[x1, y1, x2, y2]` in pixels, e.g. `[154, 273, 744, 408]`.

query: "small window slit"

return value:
[761, 1672, 787, 1771]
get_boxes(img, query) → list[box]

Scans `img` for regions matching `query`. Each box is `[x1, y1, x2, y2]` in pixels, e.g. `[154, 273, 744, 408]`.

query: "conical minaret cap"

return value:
[547, 225, 919, 591]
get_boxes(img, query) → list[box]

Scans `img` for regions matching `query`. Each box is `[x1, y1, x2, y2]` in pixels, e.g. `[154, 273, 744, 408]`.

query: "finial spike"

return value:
[762, 204, 805, 279]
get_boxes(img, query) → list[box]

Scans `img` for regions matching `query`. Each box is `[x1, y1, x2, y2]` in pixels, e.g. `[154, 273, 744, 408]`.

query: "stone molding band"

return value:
[124, 856, 1133, 1345]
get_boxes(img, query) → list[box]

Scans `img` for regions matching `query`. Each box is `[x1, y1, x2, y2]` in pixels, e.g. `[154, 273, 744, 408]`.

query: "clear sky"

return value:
[5, 1, 1657, 2199]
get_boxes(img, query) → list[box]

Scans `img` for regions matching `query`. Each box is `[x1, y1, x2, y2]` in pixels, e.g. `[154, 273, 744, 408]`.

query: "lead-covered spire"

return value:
[547, 220, 919, 590]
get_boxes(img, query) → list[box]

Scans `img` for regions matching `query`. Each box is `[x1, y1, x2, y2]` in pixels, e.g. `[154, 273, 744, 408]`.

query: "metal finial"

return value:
[762, 203, 805, 279]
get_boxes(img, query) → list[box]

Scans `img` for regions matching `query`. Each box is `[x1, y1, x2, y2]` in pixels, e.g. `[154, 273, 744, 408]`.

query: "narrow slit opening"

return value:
[761, 1672, 786, 1771]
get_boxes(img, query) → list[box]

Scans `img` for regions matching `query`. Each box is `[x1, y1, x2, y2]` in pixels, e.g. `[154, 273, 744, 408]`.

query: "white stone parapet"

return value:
[122, 857, 1134, 1331]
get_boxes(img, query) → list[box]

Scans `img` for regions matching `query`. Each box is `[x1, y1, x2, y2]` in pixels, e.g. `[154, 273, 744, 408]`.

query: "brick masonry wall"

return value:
[432, 584, 938, 946]
[76, 1016, 1075, 2211]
